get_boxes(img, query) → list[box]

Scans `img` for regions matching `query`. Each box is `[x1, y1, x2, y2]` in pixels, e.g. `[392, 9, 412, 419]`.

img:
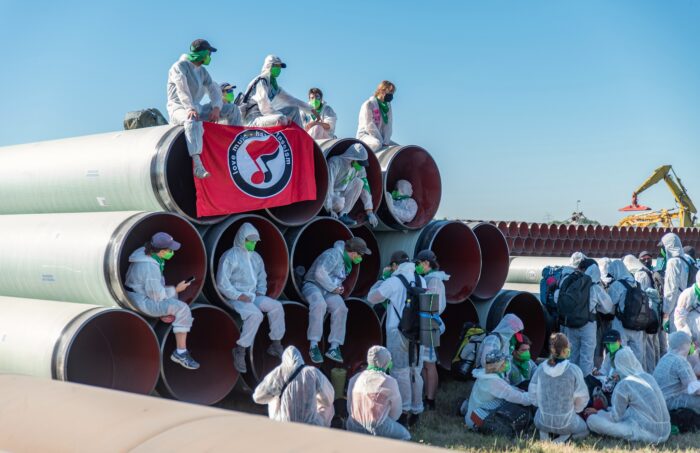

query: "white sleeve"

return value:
[216, 253, 243, 301]
[323, 106, 337, 136]
[275, 88, 313, 113]
[674, 289, 693, 336]
[527, 366, 540, 407]
[635, 271, 653, 291]
[491, 378, 532, 406]
[204, 71, 223, 110]
[169, 65, 196, 111]
[592, 284, 614, 314]
[367, 279, 398, 304]
[572, 366, 590, 412]
[664, 259, 683, 315]
[358, 101, 382, 141]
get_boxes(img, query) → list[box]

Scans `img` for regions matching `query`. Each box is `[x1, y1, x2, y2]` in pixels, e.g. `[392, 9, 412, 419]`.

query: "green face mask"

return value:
[415, 264, 426, 275]
[162, 250, 175, 260]
[270, 66, 282, 78]
[382, 269, 392, 279]
[224, 92, 235, 103]
[660, 247, 667, 258]
[352, 254, 363, 265]
[244, 240, 257, 252]
[202, 53, 211, 65]
[690, 343, 696, 357]
[516, 350, 531, 362]
[310, 98, 321, 109]
[605, 342, 621, 355]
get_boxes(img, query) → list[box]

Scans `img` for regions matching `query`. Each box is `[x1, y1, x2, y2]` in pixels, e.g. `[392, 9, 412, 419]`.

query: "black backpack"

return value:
[683, 256, 699, 288]
[393, 272, 426, 343]
[617, 280, 653, 331]
[557, 271, 594, 328]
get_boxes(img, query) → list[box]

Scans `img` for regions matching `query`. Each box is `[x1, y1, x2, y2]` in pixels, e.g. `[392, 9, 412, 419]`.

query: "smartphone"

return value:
[185, 276, 196, 284]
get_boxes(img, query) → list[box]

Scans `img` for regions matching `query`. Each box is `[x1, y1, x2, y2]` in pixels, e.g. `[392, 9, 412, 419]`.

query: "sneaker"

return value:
[338, 214, 357, 227]
[408, 413, 420, 427]
[232, 346, 247, 373]
[267, 340, 284, 358]
[325, 347, 344, 363]
[194, 165, 210, 179]
[170, 350, 200, 370]
[309, 345, 324, 364]
[398, 413, 409, 428]
[424, 399, 436, 411]
[552, 434, 571, 444]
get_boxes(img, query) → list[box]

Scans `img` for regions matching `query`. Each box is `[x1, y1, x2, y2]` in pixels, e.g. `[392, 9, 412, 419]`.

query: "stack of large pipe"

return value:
[0, 124, 554, 407]
[496, 221, 700, 258]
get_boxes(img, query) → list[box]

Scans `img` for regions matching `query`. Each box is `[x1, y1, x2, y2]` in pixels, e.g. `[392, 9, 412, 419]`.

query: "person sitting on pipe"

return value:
[238, 55, 313, 127]
[216, 222, 286, 374]
[346, 346, 411, 441]
[414, 249, 449, 411]
[253, 345, 335, 427]
[325, 143, 378, 228]
[386, 180, 418, 224]
[356, 80, 396, 152]
[301, 87, 337, 140]
[302, 237, 372, 364]
[166, 39, 242, 179]
[125, 232, 199, 370]
[367, 250, 427, 427]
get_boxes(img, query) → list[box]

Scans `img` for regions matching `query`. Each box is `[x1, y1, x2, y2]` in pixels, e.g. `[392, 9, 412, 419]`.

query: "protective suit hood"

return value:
[394, 261, 417, 280]
[261, 55, 283, 77]
[129, 247, 157, 264]
[542, 360, 569, 378]
[332, 240, 346, 255]
[609, 260, 635, 284]
[661, 233, 684, 258]
[278, 346, 305, 384]
[615, 347, 644, 378]
[234, 222, 260, 249]
[668, 331, 692, 355]
[367, 345, 391, 370]
[492, 314, 524, 339]
[395, 180, 413, 197]
[338, 144, 368, 162]
[623, 255, 646, 276]
[584, 263, 602, 284]
[569, 252, 588, 268]
[599, 257, 613, 283]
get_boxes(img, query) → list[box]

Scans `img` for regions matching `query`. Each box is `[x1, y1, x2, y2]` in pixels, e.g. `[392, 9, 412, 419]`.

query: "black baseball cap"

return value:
[191, 39, 217, 53]
[415, 249, 437, 263]
[602, 329, 621, 343]
[345, 237, 372, 255]
[389, 250, 409, 265]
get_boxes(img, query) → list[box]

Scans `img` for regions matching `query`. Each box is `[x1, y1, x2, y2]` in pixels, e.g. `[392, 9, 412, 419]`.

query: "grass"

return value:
[409, 379, 700, 452]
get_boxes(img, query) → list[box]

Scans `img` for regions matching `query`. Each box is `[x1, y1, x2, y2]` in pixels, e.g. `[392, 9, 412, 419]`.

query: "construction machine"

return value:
[617, 165, 697, 228]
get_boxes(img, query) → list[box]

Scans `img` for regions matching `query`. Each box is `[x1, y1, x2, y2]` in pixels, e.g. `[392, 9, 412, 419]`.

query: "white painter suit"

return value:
[346, 346, 410, 440]
[662, 233, 690, 331]
[476, 314, 524, 370]
[301, 103, 337, 140]
[386, 180, 418, 224]
[674, 272, 700, 343]
[356, 96, 393, 152]
[241, 55, 312, 127]
[608, 260, 646, 367]
[253, 346, 334, 426]
[587, 348, 671, 443]
[216, 222, 285, 348]
[367, 262, 427, 414]
[325, 144, 373, 217]
[421, 270, 450, 363]
[167, 54, 241, 156]
[465, 367, 532, 429]
[624, 254, 662, 372]
[653, 331, 700, 414]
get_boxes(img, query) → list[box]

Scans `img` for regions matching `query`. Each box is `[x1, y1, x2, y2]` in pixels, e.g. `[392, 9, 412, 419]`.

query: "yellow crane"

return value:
[617, 165, 697, 228]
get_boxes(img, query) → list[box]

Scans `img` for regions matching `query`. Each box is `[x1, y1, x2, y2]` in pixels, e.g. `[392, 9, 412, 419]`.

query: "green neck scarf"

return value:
[366, 365, 386, 373]
[514, 359, 530, 379]
[695, 283, 700, 300]
[270, 75, 279, 91]
[342, 251, 353, 274]
[391, 190, 410, 201]
[376, 97, 389, 124]
[151, 253, 165, 273]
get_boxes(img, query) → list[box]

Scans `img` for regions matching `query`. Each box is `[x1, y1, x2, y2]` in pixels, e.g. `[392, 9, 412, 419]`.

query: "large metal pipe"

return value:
[154, 304, 239, 405]
[506, 256, 616, 285]
[200, 214, 288, 307]
[264, 141, 329, 227]
[437, 300, 480, 370]
[318, 138, 383, 227]
[374, 145, 442, 230]
[467, 222, 509, 300]
[283, 217, 358, 301]
[0, 211, 206, 309]
[350, 224, 381, 297]
[375, 220, 482, 302]
[0, 126, 229, 225]
[0, 297, 159, 394]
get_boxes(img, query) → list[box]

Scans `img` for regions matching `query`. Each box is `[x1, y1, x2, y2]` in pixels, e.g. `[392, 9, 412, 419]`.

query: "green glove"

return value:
[663, 320, 670, 333]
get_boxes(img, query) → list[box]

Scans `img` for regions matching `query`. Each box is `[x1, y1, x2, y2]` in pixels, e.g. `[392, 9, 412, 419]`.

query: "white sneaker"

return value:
[553, 434, 571, 444]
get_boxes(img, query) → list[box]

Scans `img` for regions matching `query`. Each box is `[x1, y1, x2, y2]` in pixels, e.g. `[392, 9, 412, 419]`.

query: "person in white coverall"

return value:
[325, 143, 378, 228]
[346, 346, 411, 440]
[661, 233, 692, 333]
[253, 346, 334, 427]
[367, 253, 427, 427]
[476, 313, 525, 371]
[356, 80, 395, 152]
[607, 260, 647, 367]
[387, 179, 418, 224]
[239, 55, 312, 127]
[302, 237, 372, 365]
[653, 331, 700, 415]
[216, 223, 286, 373]
[166, 39, 242, 179]
[674, 272, 700, 344]
[301, 87, 337, 140]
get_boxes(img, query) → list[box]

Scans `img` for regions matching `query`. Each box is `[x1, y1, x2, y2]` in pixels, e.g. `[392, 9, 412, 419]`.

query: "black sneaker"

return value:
[424, 399, 436, 411]
[398, 413, 409, 428]
[408, 413, 420, 427]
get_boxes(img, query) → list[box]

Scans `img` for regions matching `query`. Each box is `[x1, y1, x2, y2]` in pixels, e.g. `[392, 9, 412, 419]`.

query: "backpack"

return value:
[123, 108, 168, 130]
[557, 271, 594, 328]
[652, 269, 665, 297]
[540, 266, 564, 318]
[478, 401, 533, 437]
[451, 322, 486, 380]
[393, 272, 426, 343]
[682, 256, 699, 289]
[235, 76, 269, 118]
[616, 280, 653, 331]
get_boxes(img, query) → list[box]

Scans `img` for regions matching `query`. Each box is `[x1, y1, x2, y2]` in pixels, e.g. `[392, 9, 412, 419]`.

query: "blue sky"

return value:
[1, 0, 698, 225]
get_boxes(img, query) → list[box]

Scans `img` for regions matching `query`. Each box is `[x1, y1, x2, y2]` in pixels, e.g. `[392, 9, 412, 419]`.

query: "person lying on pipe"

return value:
[356, 80, 396, 152]
[386, 180, 418, 224]
[125, 232, 199, 370]
[302, 237, 372, 365]
[301, 87, 337, 140]
[324, 143, 378, 228]
[217, 222, 287, 374]
[166, 39, 242, 179]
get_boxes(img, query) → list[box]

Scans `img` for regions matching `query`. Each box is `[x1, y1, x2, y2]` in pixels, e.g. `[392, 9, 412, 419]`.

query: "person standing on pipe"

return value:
[324, 143, 378, 228]
[346, 346, 411, 440]
[301, 88, 337, 140]
[414, 249, 449, 411]
[302, 237, 372, 364]
[216, 222, 286, 374]
[367, 250, 426, 427]
[167, 39, 242, 179]
[356, 80, 396, 152]
[238, 55, 312, 127]
[125, 232, 199, 370]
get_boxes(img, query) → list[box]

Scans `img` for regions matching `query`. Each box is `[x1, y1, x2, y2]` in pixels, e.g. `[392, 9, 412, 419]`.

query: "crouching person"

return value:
[125, 232, 198, 370]
[346, 346, 411, 441]
[253, 346, 335, 426]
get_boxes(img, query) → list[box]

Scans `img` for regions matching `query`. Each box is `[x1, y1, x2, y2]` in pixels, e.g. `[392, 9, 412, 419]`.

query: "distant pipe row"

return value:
[507, 237, 674, 258]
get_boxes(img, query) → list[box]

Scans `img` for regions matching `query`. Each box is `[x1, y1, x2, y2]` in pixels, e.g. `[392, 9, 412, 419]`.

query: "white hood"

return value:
[661, 233, 684, 258]
[542, 360, 570, 378]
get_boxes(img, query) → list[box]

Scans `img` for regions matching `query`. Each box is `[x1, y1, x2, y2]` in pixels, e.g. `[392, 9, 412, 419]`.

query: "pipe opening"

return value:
[486, 291, 547, 358]
[438, 301, 479, 370]
[377, 146, 442, 230]
[116, 213, 206, 306]
[284, 218, 358, 301]
[64, 309, 160, 395]
[327, 298, 383, 377]
[156, 305, 239, 405]
[350, 225, 381, 297]
[202, 215, 288, 306]
[266, 143, 329, 227]
[469, 223, 509, 300]
[418, 221, 481, 302]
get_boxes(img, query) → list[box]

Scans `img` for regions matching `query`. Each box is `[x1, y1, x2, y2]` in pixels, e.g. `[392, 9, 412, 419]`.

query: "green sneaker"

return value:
[325, 347, 343, 363]
[309, 345, 324, 364]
